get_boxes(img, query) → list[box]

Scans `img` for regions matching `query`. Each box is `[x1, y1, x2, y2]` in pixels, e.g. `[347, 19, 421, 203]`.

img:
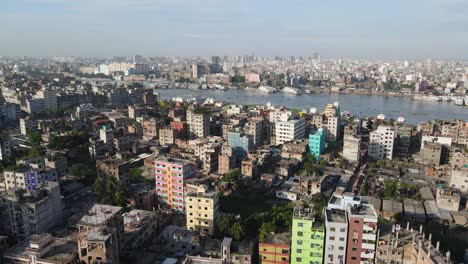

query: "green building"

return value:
[290, 207, 325, 264]
[309, 128, 325, 160]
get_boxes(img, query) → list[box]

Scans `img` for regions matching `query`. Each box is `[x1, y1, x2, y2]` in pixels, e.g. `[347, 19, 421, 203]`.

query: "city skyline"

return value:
[1, 0, 468, 59]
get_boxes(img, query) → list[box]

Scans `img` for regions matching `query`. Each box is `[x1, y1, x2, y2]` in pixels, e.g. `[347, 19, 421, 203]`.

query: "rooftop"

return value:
[78, 204, 123, 227]
[86, 226, 115, 242]
[293, 206, 315, 220]
[261, 232, 291, 246]
[325, 208, 347, 223]
[123, 209, 157, 232]
[347, 204, 377, 218]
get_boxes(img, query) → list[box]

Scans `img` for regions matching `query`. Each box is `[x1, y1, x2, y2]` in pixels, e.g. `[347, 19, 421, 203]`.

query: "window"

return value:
[330, 227, 336, 232]
[298, 222, 304, 227]
[296, 258, 302, 262]
[281, 249, 289, 254]
[297, 231, 303, 236]
[296, 249, 302, 253]
[339, 237, 345, 241]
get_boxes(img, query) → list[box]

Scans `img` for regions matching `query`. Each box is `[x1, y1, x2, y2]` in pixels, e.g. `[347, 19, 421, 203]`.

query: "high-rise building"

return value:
[345, 204, 378, 264]
[369, 125, 395, 160]
[275, 119, 306, 145]
[0, 132, 12, 161]
[343, 134, 361, 163]
[187, 108, 210, 138]
[324, 208, 348, 264]
[227, 130, 253, 160]
[155, 157, 197, 212]
[309, 128, 325, 160]
[43, 88, 58, 113]
[290, 207, 325, 264]
[185, 183, 219, 235]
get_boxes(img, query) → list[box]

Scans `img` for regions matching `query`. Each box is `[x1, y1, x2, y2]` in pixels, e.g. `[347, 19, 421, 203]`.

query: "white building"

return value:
[325, 116, 340, 142]
[369, 125, 395, 160]
[324, 208, 348, 264]
[343, 134, 361, 163]
[275, 119, 305, 145]
[450, 149, 468, 192]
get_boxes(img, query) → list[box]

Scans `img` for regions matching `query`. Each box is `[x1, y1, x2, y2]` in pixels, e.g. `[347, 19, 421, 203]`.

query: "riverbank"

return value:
[155, 89, 468, 124]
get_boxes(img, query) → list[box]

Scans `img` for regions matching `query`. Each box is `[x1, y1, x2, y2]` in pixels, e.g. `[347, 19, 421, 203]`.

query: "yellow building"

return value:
[259, 232, 291, 264]
[185, 183, 219, 236]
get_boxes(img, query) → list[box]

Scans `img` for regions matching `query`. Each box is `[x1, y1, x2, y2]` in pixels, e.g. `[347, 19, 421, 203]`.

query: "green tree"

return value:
[230, 222, 245, 241]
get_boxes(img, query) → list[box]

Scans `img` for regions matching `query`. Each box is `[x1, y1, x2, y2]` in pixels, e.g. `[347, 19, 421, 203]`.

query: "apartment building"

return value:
[449, 149, 468, 192]
[309, 128, 325, 160]
[275, 119, 306, 145]
[290, 207, 325, 264]
[185, 183, 219, 235]
[187, 108, 210, 138]
[345, 204, 378, 264]
[369, 125, 396, 160]
[4, 167, 58, 191]
[155, 157, 197, 212]
[259, 232, 291, 264]
[343, 134, 361, 163]
[324, 208, 348, 264]
[0, 181, 62, 238]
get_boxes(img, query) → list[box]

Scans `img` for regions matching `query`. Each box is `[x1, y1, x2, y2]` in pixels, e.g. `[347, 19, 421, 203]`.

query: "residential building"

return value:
[185, 183, 219, 235]
[122, 209, 159, 256]
[228, 130, 253, 160]
[369, 125, 395, 160]
[3, 234, 78, 264]
[449, 149, 468, 192]
[343, 134, 361, 163]
[43, 88, 58, 113]
[187, 108, 210, 138]
[435, 187, 460, 212]
[259, 232, 291, 264]
[309, 128, 325, 160]
[0, 132, 12, 161]
[290, 207, 325, 264]
[159, 126, 176, 146]
[96, 157, 129, 185]
[275, 119, 306, 145]
[345, 204, 378, 264]
[78, 226, 120, 264]
[0, 182, 63, 238]
[324, 208, 348, 264]
[421, 142, 442, 166]
[155, 156, 197, 211]
[282, 141, 308, 160]
[4, 167, 58, 191]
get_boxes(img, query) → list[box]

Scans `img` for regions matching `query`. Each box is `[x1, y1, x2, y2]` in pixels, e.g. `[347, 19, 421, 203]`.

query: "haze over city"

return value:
[1, 0, 468, 59]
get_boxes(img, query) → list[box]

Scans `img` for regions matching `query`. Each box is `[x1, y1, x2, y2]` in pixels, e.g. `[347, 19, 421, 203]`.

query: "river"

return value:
[155, 89, 467, 124]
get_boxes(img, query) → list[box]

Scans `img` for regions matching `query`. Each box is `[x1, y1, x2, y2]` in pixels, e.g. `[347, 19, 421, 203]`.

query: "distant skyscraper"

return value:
[211, 56, 221, 64]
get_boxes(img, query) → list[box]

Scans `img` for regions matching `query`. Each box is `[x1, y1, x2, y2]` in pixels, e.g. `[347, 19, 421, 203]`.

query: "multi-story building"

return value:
[435, 187, 460, 212]
[244, 117, 265, 148]
[309, 128, 325, 160]
[275, 119, 306, 145]
[77, 204, 124, 264]
[324, 208, 348, 264]
[228, 130, 253, 160]
[3, 234, 78, 264]
[420, 142, 442, 166]
[290, 207, 325, 264]
[185, 183, 219, 235]
[4, 167, 58, 191]
[43, 88, 58, 113]
[44, 150, 68, 177]
[369, 125, 395, 160]
[0, 181, 63, 238]
[449, 149, 468, 192]
[96, 157, 129, 185]
[0, 132, 12, 161]
[99, 125, 113, 144]
[218, 154, 234, 174]
[343, 134, 361, 163]
[155, 156, 197, 211]
[142, 118, 160, 140]
[259, 232, 291, 264]
[159, 126, 176, 146]
[325, 116, 340, 142]
[187, 108, 210, 139]
[345, 204, 378, 264]
[122, 209, 159, 256]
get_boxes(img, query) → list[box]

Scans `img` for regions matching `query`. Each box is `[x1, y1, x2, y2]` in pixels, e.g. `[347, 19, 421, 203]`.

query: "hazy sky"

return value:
[1, 0, 467, 59]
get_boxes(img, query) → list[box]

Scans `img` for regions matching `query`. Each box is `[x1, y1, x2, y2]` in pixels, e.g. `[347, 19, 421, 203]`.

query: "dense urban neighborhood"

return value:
[0, 55, 467, 264]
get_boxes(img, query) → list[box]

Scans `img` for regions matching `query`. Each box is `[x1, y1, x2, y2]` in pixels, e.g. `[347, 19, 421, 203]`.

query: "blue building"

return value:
[309, 128, 325, 160]
[227, 131, 252, 160]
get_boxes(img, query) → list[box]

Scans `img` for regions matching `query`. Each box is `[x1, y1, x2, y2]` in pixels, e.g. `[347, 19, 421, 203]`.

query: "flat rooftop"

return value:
[325, 208, 347, 223]
[86, 226, 115, 241]
[124, 209, 156, 232]
[262, 232, 291, 246]
[293, 206, 315, 220]
[4, 237, 77, 263]
[347, 204, 377, 217]
[78, 204, 123, 227]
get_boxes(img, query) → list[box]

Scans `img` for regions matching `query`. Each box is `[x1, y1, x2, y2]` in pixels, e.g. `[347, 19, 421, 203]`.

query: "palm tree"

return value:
[230, 222, 245, 241]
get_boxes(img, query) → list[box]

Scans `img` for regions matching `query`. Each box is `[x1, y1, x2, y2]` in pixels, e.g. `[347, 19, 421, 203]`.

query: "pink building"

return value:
[245, 73, 260, 83]
[155, 156, 197, 211]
